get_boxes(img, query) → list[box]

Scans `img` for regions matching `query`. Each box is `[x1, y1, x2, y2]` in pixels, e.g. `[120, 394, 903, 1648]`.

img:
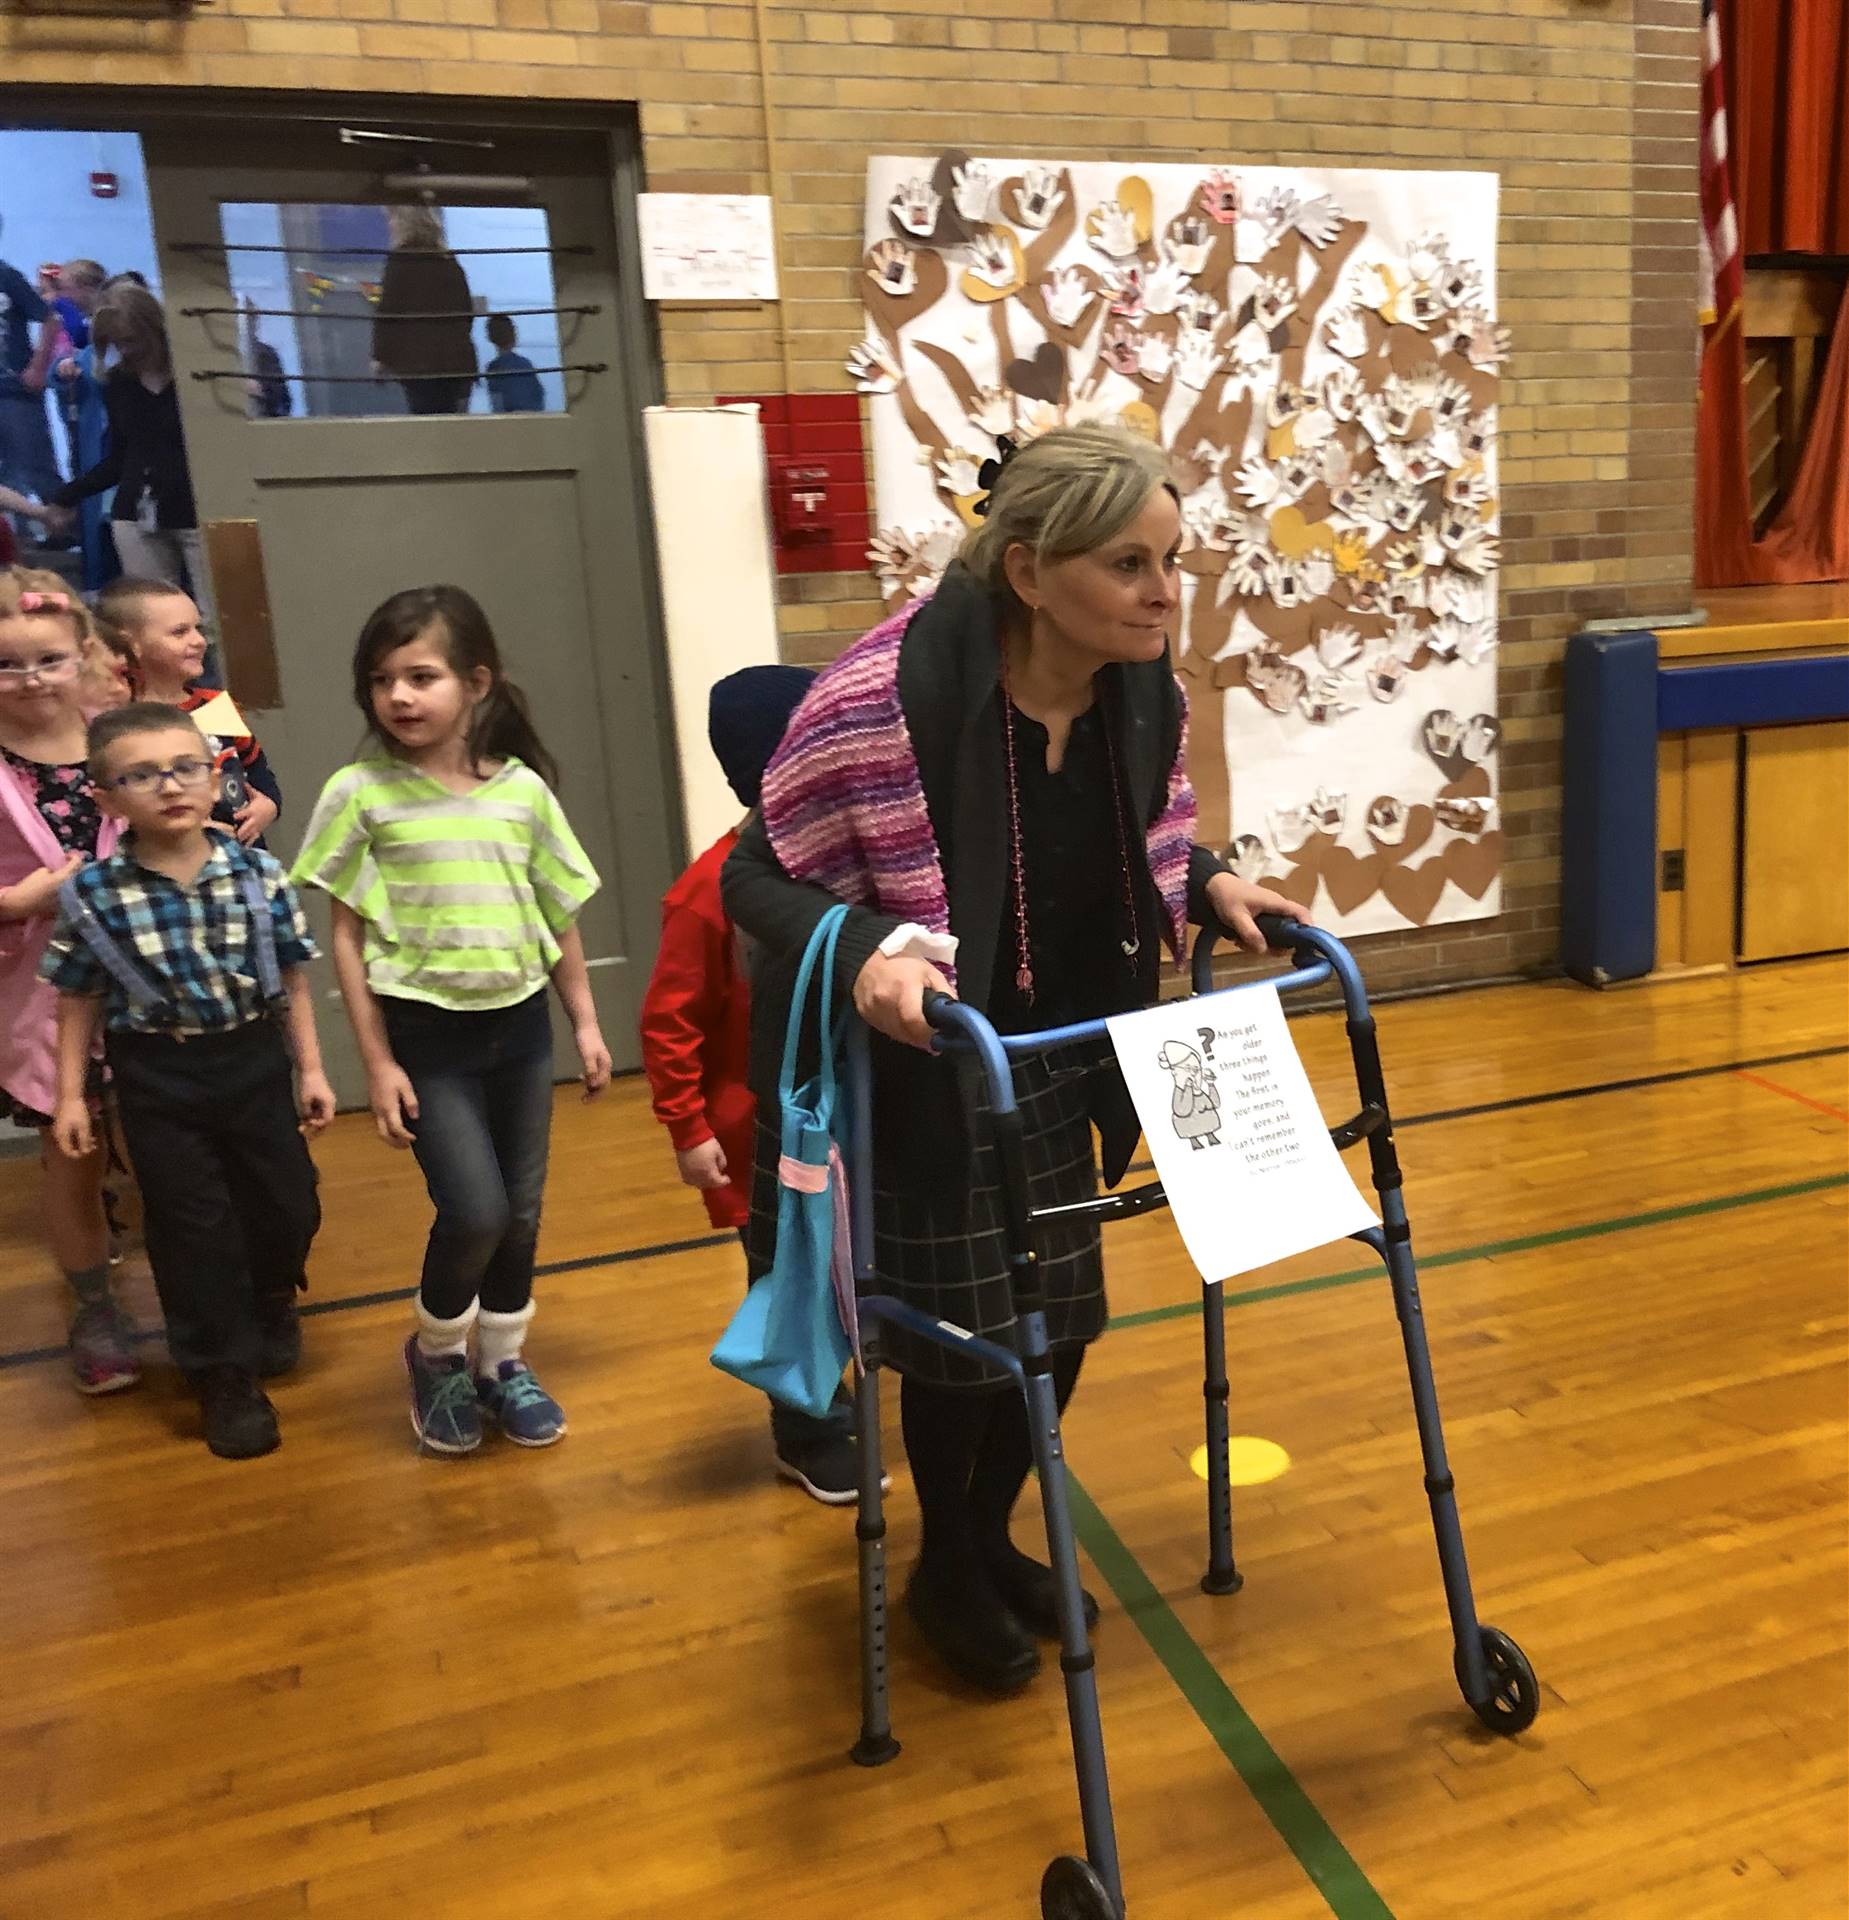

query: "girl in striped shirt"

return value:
[293, 585, 611, 1455]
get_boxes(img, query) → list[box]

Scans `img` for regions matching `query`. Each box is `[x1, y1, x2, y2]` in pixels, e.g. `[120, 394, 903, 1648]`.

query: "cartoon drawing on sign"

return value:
[1157, 1039, 1222, 1150]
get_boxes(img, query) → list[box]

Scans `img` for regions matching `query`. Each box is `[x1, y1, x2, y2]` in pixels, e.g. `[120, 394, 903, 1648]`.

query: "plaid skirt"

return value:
[744, 1044, 1110, 1390]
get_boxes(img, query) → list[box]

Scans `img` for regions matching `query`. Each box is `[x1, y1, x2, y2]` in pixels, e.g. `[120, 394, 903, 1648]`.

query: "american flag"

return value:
[1697, 0, 1742, 334]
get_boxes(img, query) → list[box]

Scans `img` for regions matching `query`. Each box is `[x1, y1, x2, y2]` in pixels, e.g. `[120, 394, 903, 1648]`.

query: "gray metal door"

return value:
[141, 122, 673, 1100]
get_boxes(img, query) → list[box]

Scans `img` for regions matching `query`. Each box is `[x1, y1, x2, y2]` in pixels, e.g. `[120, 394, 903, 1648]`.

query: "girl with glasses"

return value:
[0, 566, 135, 1395]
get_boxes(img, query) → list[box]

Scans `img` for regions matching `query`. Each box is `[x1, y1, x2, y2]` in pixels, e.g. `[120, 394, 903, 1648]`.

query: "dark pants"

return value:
[402, 378, 473, 415]
[108, 1019, 321, 1377]
[383, 990, 554, 1321]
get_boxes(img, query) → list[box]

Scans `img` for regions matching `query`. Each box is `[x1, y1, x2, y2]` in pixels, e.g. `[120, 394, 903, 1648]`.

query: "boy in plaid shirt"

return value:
[42, 702, 333, 1460]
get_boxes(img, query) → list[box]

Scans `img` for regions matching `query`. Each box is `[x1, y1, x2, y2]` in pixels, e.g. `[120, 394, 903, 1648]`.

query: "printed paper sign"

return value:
[638, 194, 780, 302]
[1105, 984, 1377, 1283]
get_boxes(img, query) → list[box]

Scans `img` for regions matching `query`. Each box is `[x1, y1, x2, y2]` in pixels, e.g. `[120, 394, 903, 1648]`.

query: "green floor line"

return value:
[1109, 1170, 1849, 1331]
[1067, 1473, 1396, 1920]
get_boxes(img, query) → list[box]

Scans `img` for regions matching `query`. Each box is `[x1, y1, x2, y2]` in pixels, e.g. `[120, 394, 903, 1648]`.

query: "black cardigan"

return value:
[721, 565, 1228, 1189]
[54, 373, 196, 530]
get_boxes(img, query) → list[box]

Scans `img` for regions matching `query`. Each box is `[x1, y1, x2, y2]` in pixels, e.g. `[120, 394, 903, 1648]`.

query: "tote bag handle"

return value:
[777, 901, 851, 1120]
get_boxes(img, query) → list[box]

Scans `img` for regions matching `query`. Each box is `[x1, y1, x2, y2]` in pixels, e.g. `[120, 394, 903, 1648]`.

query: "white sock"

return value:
[476, 1303, 535, 1379]
[415, 1299, 477, 1362]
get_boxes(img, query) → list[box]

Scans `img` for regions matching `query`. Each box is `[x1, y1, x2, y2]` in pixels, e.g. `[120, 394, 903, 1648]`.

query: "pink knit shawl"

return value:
[760, 593, 1197, 988]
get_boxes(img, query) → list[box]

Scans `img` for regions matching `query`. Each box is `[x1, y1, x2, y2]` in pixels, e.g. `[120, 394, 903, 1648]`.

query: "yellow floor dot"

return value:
[1189, 1437, 1292, 1486]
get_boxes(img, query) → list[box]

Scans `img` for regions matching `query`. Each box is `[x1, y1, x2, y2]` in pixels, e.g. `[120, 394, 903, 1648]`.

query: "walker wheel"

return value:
[1455, 1625, 1539, 1735]
[1040, 1854, 1120, 1919]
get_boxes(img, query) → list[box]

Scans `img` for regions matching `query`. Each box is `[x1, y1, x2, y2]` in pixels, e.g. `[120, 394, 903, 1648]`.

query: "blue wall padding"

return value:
[1658, 655, 1849, 731]
[1561, 630, 1659, 985]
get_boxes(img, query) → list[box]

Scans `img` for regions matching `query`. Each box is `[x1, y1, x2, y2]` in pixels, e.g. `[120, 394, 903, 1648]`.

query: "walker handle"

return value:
[1192, 907, 1318, 992]
[921, 988, 958, 1029]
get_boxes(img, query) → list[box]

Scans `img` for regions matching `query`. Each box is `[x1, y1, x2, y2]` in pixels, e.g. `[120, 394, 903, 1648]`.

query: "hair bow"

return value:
[18, 591, 70, 613]
[971, 434, 1019, 519]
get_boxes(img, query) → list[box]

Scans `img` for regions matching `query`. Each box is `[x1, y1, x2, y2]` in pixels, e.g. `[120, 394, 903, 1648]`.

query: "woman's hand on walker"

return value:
[367, 1063, 420, 1149]
[1204, 872, 1312, 954]
[575, 1022, 612, 1098]
[676, 1138, 729, 1191]
[853, 950, 952, 1050]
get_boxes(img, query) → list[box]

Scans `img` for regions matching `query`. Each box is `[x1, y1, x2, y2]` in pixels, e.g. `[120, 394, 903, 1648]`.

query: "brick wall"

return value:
[6, 0, 1702, 989]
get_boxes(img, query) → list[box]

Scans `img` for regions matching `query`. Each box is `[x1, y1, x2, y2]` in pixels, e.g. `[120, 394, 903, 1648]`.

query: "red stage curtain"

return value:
[1728, 0, 1849, 255]
[1695, 0, 1849, 586]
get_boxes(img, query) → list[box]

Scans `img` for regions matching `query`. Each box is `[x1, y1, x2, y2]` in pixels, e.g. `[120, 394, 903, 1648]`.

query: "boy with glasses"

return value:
[40, 703, 334, 1459]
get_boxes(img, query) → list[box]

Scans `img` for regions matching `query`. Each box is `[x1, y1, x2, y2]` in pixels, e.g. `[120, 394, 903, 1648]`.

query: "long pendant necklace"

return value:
[998, 662, 1144, 1006]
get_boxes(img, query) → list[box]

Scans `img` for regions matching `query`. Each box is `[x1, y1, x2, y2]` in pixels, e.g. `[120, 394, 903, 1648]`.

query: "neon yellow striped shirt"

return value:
[290, 756, 599, 1011]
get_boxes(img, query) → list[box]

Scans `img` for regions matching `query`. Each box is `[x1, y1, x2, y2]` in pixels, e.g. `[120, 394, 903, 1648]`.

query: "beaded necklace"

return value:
[997, 655, 1144, 1006]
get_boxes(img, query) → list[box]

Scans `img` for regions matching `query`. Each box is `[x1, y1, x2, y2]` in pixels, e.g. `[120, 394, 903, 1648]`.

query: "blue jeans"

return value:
[382, 990, 555, 1320]
[0, 392, 63, 512]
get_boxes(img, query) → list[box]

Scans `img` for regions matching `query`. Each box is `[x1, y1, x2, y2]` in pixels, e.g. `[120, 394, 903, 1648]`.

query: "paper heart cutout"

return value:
[1440, 765, 1494, 800]
[1444, 830, 1502, 900]
[1421, 708, 1499, 781]
[1004, 341, 1065, 404]
[925, 152, 974, 247]
[1381, 856, 1447, 925]
[1267, 504, 1337, 560]
[1266, 863, 1322, 910]
[1319, 844, 1382, 916]
[1366, 801, 1435, 861]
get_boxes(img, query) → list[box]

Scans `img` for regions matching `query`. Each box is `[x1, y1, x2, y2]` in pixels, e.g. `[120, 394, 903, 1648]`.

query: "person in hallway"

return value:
[723, 424, 1307, 1695]
[482, 314, 545, 414]
[42, 284, 216, 630]
[0, 224, 64, 527]
[0, 567, 134, 1393]
[42, 702, 332, 1460]
[51, 260, 117, 588]
[641, 663, 882, 1505]
[94, 576, 281, 845]
[372, 207, 478, 416]
[293, 584, 610, 1456]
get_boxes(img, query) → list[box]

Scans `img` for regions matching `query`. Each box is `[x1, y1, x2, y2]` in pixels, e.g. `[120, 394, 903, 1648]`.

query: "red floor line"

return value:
[1734, 1068, 1849, 1124]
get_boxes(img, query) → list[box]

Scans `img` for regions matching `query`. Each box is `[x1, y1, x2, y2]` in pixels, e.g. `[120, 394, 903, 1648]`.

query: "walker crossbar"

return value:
[842, 911, 1538, 1920]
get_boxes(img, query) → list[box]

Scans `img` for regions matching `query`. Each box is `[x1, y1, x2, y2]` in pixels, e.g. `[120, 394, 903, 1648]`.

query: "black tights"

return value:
[900, 1349, 1085, 1592]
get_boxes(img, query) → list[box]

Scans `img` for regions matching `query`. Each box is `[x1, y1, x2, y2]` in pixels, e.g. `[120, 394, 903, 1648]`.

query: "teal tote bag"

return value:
[710, 902, 856, 1418]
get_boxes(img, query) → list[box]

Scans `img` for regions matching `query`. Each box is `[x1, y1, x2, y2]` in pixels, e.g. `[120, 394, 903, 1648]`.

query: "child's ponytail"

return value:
[469, 675, 559, 791]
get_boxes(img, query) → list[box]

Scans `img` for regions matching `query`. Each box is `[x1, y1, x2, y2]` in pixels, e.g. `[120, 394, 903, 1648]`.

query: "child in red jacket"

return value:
[642, 666, 862, 1504]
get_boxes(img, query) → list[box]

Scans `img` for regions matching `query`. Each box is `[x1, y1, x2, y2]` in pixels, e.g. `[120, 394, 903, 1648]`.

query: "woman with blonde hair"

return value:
[372, 204, 478, 416]
[724, 422, 1306, 1693]
[44, 282, 213, 624]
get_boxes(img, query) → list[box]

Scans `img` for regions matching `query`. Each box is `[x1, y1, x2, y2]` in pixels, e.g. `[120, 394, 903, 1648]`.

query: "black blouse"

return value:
[988, 703, 1142, 1035]
[54, 373, 197, 530]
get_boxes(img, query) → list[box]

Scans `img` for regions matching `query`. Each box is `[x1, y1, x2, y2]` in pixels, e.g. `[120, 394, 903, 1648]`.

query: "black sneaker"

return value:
[255, 1293, 302, 1380]
[774, 1429, 860, 1504]
[196, 1366, 280, 1460]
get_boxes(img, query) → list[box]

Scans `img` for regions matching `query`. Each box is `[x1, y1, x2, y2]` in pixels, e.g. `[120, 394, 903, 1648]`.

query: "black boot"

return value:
[905, 1564, 1041, 1695]
[985, 1545, 1101, 1641]
[196, 1365, 280, 1460]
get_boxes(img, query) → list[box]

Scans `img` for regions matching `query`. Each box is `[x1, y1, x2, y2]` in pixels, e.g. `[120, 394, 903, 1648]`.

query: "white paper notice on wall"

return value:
[637, 193, 779, 302]
[1105, 986, 1377, 1284]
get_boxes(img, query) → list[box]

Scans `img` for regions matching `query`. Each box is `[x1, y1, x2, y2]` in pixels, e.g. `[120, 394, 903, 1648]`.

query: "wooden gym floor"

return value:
[1, 958, 1844, 1919]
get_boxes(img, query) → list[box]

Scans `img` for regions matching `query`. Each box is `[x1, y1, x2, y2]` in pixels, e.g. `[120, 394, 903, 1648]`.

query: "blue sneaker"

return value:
[476, 1359, 567, 1448]
[405, 1336, 482, 1455]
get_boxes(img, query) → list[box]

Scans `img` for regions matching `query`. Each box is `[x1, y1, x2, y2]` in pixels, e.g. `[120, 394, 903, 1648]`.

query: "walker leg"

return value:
[849, 1359, 900, 1767]
[1200, 1279, 1242, 1596]
[1375, 1188, 1491, 1699]
[1021, 1314, 1124, 1915]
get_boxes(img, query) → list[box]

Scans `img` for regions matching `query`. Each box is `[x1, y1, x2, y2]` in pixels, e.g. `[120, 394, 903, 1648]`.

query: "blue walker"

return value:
[840, 912, 1539, 1919]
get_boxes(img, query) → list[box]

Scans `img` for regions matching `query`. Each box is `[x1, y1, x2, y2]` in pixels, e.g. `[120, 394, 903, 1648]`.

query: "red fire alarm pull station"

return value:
[90, 172, 120, 200]
[717, 392, 872, 576]
[773, 460, 832, 546]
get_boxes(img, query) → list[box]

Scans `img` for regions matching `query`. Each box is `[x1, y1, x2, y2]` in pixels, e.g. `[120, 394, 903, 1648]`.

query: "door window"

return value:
[218, 201, 564, 419]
